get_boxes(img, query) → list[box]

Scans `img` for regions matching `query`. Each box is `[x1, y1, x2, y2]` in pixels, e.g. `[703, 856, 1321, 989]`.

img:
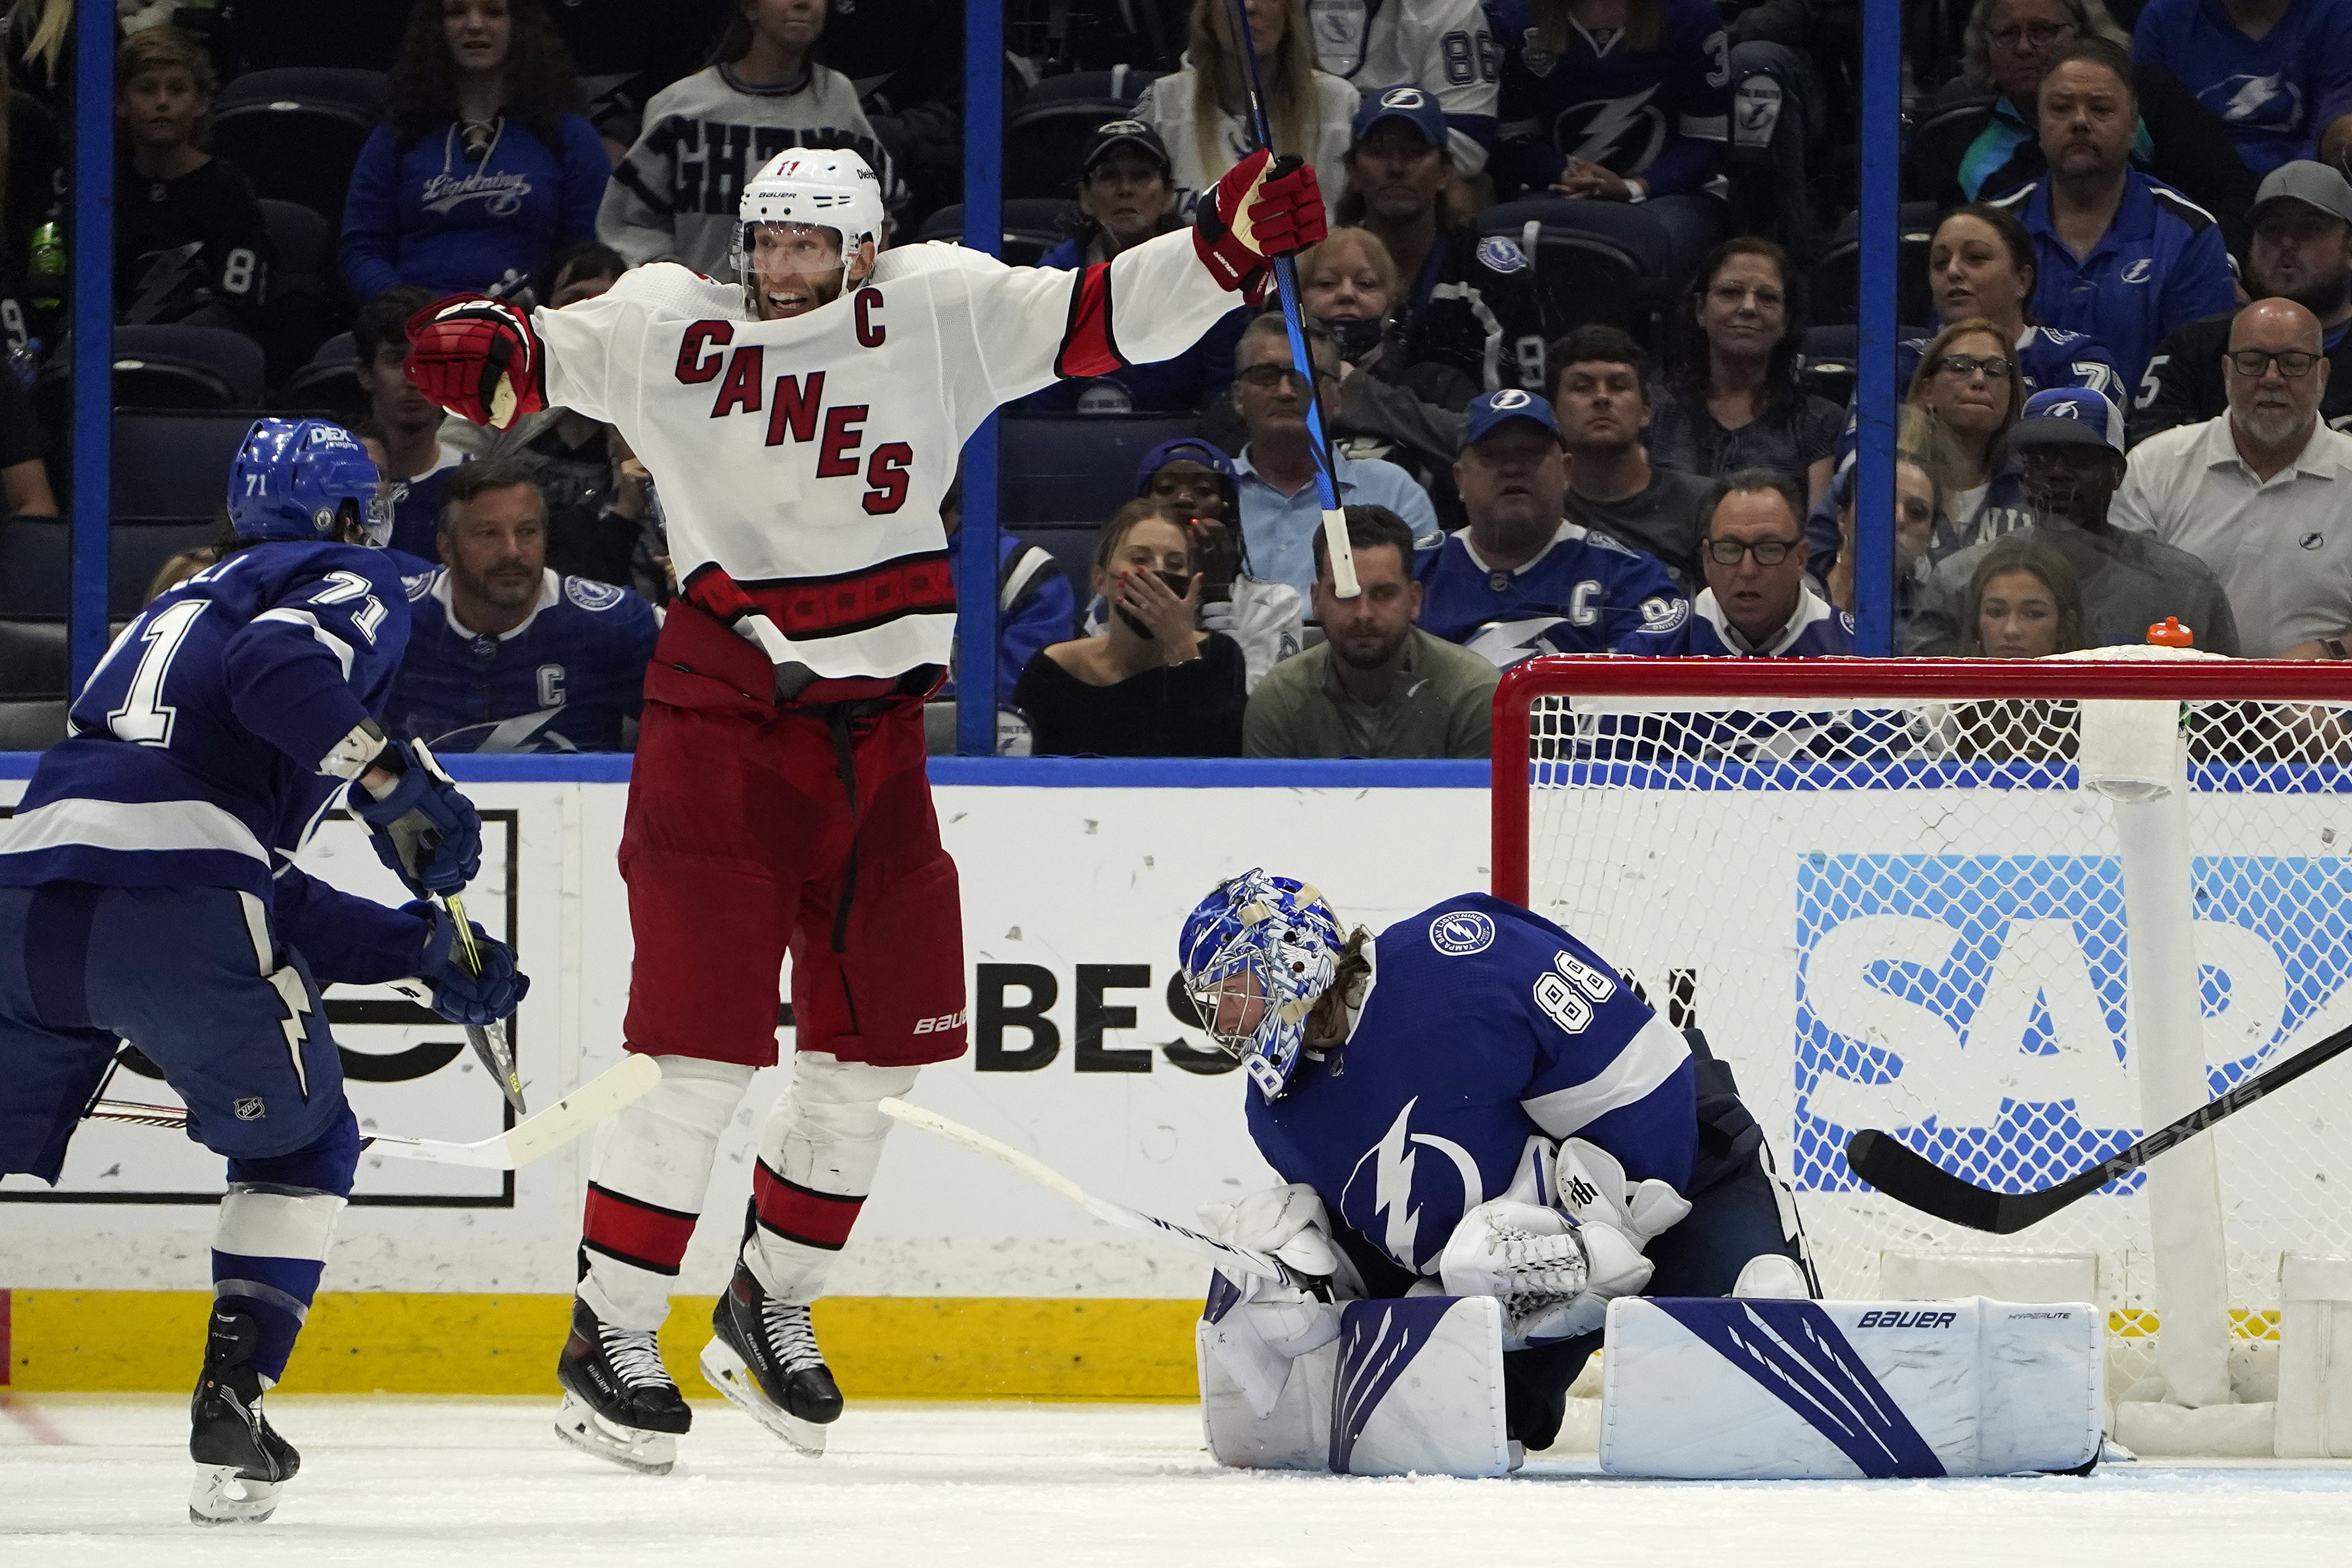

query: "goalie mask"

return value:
[1178, 870, 1344, 1101]
[227, 418, 390, 547]
[734, 148, 885, 312]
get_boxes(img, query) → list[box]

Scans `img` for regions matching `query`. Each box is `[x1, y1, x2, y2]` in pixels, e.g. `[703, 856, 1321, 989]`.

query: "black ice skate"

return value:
[554, 1296, 692, 1474]
[188, 1309, 299, 1525]
[700, 1259, 842, 1456]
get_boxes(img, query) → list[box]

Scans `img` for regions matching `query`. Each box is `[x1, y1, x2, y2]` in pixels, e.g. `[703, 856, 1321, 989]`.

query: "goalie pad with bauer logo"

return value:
[1197, 1278, 1514, 1478]
[1598, 1296, 2105, 1478]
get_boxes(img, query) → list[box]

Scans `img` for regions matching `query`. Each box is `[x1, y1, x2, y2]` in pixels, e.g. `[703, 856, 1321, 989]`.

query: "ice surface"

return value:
[8, 1394, 2352, 1567]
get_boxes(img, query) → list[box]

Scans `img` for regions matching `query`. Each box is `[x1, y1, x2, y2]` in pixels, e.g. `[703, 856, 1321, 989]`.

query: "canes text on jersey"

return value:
[674, 295, 911, 515]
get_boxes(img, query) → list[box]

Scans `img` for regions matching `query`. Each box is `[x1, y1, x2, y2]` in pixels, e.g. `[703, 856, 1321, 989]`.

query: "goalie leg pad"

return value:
[1331, 1297, 1513, 1478]
[744, 1053, 920, 1304]
[1598, 1297, 2104, 1478]
[577, 1055, 754, 1332]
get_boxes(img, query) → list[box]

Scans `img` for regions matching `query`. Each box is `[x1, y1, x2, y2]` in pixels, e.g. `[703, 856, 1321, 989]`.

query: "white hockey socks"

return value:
[743, 1054, 920, 1306]
[578, 1055, 755, 1332]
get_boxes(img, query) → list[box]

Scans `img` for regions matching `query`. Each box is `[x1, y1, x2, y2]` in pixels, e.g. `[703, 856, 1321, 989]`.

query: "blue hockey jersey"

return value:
[384, 447, 469, 562]
[2134, 0, 2352, 177]
[1486, 0, 1732, 197]
[1831, 325, 2123, 470]
[1247, 892, 1697, 1278]
[387, 568, 658, 753]
[1415, 520, 1686, 666]
[0, 540, 432, 981]
[1614, 585, 1854, 656]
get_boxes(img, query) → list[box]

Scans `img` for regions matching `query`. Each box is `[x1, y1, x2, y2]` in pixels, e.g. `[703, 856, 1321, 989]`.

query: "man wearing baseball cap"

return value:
[1912, 388, 2239, 654]
[1332, 85, 1545, 397]
[2133, 160, 2352, 444]
[1413, 388, 1687, 666]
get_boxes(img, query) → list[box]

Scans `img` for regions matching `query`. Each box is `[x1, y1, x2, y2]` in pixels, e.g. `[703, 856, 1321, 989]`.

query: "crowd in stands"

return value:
[4, 0, 2352, 761]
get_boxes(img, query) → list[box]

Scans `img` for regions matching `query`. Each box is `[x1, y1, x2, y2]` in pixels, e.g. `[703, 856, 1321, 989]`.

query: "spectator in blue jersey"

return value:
[1023, 121, 1244, 414]
[1987, 39, 2239, 391]
[1486, 0, 1733, 278]
[388, 458, 659, 753]
[1415, 388, 1686, 666]
[1011, 500, 1249, 757]
[1908, 0, 2259, 259]
[1550, 325, 1717, 590]
[1330, 87, 1547, 396]
[938, 474, 1077, 704]
[1616, 470, 1853, 655]
[353, 285, 468, 572]
[1649, 237, 1841, 508]
[2134, 0, 2352, 180]
[1227, 312, 1443, 601]
[342, 0, 610, 302]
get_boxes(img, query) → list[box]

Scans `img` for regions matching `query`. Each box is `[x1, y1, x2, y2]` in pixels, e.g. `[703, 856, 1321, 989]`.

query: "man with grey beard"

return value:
[2131, 161, 2352, 445]
[2111, 298, 2352, 656]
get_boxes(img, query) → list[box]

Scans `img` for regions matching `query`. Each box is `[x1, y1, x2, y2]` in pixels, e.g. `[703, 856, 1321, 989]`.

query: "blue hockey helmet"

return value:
[1177, 869, 1345, 1100]
[227, 418, 390, 547]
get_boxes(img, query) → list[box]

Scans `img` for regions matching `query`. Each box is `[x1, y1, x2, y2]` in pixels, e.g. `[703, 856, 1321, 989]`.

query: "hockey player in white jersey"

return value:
[403, 146, 1326, 1470]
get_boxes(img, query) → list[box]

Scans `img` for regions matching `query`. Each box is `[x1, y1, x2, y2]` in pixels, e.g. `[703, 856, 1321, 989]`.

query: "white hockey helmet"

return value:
[734, 148, 885, 301]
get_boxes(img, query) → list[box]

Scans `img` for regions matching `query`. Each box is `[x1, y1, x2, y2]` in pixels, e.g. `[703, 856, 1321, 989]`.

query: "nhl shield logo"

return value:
[1428, 909, 1495, 955]
[234, 1096, 266, 1121]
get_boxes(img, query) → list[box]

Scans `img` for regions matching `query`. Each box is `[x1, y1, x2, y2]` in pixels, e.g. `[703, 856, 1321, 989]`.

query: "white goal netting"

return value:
[1510, 656, 2352, 1357]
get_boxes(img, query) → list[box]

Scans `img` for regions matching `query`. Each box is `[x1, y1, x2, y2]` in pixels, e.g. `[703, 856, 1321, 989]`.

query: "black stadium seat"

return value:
[212, 69, 389, 230]
[1810, 204, 1939, 329]
[1474, 204, 1676, 366]
[0, 615, 68, 698]
[1005, 71, 1160, 201]
[112, 411, 259, 519]
[32, 326, 268, 444]
[0, 515, 66, 616]
[0, 698, 66, 750]
[997, 412, 1200, 525]
[257, 199, 340, 382]
[276, 332, 366, 421]
[0, 515, 218, 618]
[916, 200, 1079, 267]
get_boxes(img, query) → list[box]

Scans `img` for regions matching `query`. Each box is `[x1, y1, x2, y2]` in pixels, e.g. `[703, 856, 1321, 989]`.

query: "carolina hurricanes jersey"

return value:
[530, 227, 1239, 679]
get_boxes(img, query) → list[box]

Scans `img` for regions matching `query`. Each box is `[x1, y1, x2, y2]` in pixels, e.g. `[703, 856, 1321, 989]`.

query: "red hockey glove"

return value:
[1193, 150, 1328, 293]
[404, 295, 547, 430]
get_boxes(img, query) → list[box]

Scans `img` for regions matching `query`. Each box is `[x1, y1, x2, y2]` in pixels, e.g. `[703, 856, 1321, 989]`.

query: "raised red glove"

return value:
[404, 295, 547, 430]
[1193, 150, 1328, 293]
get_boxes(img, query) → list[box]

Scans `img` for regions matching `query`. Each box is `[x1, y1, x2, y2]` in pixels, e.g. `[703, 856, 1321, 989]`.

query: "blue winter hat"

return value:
[2009, 388, 2124, 455]
[1460, 388, 1561, 452]
[1350, 85, 1449, 149]
[1134, 438, 1236, 496]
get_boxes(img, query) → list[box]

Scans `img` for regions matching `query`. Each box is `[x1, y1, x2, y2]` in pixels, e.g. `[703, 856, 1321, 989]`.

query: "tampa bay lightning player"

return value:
[0, 419, 527, 1524]
[1179, 871, 1813, 1449]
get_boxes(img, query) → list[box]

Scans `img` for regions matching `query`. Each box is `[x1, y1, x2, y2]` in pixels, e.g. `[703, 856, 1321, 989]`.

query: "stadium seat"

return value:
[111, 411, 260, 519]
[276, 332, 366, 420]
[0, 615, 67, 698]
[1012, 524, 1101, 599]
[998, 413, 1200, 525]
[0, 514, 218, 618]
[0, 515, 65, 616]
[0, 697, 66, 749]
[111, 517, 222, 614]
[1810, 204, 1939, 329]
[916, 200, 1080, 267]
[1473, 204, 1676, 366]
[257, 198, 340, 382]
[1902, 94, 1998, 206]
[1005, 71, 1160, 201]
[1798, 325, 1859, 410]
[213, 69, 389, 229]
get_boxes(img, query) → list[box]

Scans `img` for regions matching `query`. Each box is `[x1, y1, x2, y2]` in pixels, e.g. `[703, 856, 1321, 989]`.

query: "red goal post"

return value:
[1486, 651, 2352, 1417]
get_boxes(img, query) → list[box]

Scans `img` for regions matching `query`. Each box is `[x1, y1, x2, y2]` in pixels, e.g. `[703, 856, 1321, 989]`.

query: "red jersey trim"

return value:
[684, 551, 957, 642]
[1053, 263, 1128, 380]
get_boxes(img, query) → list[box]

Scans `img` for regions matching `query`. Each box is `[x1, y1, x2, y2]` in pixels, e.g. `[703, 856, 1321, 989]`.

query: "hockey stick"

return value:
[406, 739, 526, 1117]
[83, 1053, 661, 1170]
[1846, 1017, 2352, 1233]
[1223, 0, 1357, 598]
[878, 1098, 1313, 1288]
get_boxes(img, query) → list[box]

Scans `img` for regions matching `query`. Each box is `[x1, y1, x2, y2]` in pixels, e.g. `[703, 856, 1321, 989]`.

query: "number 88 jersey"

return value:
[0, 541, 411, 911]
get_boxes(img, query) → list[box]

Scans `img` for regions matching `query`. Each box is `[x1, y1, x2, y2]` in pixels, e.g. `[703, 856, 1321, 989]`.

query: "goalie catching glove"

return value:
[347, 736, 483, 897]
[404, 294, 547, 430]
[1193, 149, 1328, 298]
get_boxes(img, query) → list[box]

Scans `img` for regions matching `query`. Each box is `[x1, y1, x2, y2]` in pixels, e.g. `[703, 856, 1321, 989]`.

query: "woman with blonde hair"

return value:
[1132, 0, 1356, 203]
[1903, 315, 2034, 554]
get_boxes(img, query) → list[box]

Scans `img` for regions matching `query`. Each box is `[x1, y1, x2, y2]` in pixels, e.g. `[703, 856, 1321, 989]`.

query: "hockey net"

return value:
[1493, 651, 2352, 1380]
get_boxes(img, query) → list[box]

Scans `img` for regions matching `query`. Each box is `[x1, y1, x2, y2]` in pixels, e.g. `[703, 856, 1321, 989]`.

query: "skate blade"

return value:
[189, 1464, 282, 1525]
[698, 1337, 827, 1457]
[553, 1392, 679, 1476]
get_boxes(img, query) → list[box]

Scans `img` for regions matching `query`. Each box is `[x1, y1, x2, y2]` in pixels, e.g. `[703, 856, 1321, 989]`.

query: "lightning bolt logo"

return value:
[1564, 88, 1663, 170]
[1370, 1100, 1421, 1262]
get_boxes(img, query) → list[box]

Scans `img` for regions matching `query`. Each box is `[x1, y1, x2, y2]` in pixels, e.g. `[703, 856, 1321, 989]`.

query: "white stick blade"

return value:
[879, 1096, 1088, 1206]
[503, 1053, 664, 1166]
[1319, 507, 1359, 597]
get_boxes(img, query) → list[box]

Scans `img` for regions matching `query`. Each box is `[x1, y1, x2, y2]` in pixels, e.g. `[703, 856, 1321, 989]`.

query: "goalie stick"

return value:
[878, 1098, 1318, 1290]
[83, 1053, 661, 1170]
[1846, 1017, 2352, 1233]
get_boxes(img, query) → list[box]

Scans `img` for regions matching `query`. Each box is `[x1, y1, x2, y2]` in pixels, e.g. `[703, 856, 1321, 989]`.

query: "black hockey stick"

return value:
[1846, 1018, 2352, 1233]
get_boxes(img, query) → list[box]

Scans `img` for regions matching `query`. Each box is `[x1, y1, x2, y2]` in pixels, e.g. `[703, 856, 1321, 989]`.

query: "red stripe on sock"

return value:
[582, 1183, 699, 1272]
[752, 1160, 864, 1251]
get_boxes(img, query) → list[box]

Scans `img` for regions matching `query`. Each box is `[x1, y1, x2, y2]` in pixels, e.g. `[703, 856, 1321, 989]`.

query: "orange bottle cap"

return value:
[2146, 618, 2195, 648]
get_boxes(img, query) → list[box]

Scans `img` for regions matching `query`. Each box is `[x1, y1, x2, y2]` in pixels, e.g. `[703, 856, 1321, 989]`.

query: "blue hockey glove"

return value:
[416, 903, 529, 1025]
[349, 739, 482, 897]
